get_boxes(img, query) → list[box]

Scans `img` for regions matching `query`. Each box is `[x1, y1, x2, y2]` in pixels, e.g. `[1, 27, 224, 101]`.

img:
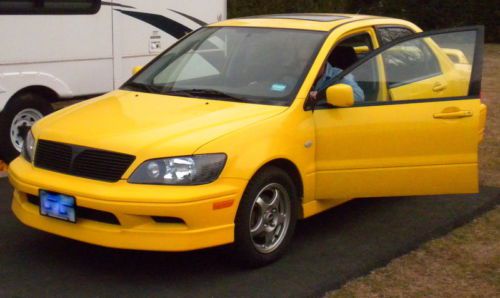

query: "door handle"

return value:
[432, 82, 447, 92]
[433, 110, 473, 119]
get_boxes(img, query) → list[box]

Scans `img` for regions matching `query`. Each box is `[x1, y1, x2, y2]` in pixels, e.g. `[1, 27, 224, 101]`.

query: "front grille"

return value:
[35, 140, 135, 182]
[27, 195, 120, 225]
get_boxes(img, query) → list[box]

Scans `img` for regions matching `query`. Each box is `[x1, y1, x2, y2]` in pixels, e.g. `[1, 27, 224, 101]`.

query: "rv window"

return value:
[0, 0, 37, 11]
[0, 0, 100, 14]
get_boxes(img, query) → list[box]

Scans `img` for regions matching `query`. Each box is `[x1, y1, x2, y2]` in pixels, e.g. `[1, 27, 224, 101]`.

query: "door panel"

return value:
[313, 27, 484, 200]
[314, 99, 481, 199]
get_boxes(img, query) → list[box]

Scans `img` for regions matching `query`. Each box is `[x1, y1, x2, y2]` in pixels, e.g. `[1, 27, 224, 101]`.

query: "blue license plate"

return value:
[40, 190, 76, 223]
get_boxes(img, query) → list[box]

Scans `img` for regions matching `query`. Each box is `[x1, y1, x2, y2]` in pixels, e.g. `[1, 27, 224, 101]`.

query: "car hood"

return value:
[34, 90, 286, 158]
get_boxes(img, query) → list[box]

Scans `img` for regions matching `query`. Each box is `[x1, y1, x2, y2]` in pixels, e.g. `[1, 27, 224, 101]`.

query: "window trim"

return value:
[0, 0, 101, 15]
[310, 26, 484, 110]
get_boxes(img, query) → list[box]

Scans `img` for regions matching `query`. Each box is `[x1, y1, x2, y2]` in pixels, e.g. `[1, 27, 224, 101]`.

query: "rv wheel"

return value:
[0, 93, 53, 163]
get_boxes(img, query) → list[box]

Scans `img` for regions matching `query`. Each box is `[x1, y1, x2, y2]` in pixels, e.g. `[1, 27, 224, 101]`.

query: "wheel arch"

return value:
[254, 158, 304, 204]
[10, 85, 60, 104]
[0, 71, 73, 111]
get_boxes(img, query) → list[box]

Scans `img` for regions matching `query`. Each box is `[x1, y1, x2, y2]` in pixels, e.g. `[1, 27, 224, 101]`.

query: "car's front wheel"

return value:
[234, 166, 299, 267]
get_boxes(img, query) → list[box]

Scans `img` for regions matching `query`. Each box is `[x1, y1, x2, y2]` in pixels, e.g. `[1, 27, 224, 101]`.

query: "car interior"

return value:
[315, 32, 381, 103]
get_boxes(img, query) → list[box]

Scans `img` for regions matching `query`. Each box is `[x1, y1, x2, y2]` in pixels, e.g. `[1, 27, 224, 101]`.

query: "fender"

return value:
[0, 71, 73, 111]
[194, 106, 317, 205]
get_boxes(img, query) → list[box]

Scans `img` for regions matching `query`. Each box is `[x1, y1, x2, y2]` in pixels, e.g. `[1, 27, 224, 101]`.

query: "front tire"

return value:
[234, 166, 299, 267]
[0, 93, 53, 163]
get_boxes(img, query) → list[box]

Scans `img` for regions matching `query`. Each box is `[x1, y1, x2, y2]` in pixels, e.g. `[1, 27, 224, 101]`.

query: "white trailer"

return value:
[0, 0, 226, 162]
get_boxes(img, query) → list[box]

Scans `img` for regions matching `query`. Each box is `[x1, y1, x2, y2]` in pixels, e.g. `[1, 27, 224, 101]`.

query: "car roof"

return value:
[209, 13, 402, 31]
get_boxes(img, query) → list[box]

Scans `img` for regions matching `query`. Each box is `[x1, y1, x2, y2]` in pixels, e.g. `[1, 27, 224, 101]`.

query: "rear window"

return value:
[0, 0, 100, 14]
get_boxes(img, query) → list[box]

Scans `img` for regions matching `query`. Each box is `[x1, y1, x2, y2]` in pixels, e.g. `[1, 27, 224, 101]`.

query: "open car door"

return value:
[314, 26, 485, 200]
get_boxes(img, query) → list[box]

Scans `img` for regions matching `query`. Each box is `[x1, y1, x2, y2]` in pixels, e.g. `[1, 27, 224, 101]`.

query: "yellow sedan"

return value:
[9, 14, 486, 266]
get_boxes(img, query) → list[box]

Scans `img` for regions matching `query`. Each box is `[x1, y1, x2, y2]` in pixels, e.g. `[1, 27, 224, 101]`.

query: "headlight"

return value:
[21, 130, 35, 163]
[128, 154, 227, 185]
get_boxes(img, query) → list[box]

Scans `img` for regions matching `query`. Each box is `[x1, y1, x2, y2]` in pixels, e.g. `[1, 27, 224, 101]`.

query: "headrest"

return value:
[328, 46, 358, 70]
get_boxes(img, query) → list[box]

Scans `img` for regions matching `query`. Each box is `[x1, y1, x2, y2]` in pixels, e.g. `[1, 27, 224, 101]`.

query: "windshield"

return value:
[122, 27, 327, 105]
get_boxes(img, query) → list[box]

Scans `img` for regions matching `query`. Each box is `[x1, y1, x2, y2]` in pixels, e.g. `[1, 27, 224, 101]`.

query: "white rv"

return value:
[0, 0, 227, 163]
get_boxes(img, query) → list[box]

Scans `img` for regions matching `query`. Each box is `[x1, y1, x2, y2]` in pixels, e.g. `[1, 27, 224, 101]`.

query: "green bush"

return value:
[228, 0, 499, 42]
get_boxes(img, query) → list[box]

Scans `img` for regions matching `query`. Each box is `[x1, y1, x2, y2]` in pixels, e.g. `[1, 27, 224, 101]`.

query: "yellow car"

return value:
[9, 14, 486, 266]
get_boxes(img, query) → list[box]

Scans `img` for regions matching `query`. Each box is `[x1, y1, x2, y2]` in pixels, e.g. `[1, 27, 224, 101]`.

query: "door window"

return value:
[315, 32, 377, 101]
[320, 28, 481, 105]
[384, 39, 442, 88]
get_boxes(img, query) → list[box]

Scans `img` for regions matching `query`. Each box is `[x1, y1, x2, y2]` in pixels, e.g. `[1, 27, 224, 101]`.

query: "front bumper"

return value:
[9, 157, 247, 251]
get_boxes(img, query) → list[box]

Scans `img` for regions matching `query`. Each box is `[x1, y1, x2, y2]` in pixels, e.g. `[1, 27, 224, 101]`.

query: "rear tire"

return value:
[0, 93, 53, 163]
[234, 166, 299, 267]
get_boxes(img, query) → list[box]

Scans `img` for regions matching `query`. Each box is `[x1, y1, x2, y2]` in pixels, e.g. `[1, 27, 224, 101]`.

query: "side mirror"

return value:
[132, 66, 143, 75]
[326, 84, 355, 107]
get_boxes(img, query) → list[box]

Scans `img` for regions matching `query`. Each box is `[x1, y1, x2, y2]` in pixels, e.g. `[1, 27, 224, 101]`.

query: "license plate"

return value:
[40, 190, 76, 223]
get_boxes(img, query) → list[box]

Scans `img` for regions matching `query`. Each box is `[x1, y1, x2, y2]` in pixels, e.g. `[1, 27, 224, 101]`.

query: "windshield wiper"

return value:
[123, 85, 249, 103]
[171, 88, 248, 103]
[162, 89, 199, 98]
[122, 82, 160, 94]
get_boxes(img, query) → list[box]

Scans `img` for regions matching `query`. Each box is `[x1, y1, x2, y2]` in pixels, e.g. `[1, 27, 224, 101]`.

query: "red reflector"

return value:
[213, 200, 234, 210]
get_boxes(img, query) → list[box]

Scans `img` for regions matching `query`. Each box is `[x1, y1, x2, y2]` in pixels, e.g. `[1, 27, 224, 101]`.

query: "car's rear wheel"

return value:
[0, 93, 53, 163]
[234, 166, 299, 267]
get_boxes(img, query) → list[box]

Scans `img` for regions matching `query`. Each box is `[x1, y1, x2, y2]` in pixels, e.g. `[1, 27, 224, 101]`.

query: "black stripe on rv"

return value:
[101, 1, 135, 9]
[117, 10, 192, 39]
[169, 9, 207, 26]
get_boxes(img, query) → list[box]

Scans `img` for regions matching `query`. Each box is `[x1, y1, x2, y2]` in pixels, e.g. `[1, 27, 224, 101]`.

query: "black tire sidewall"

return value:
[0, 93, 53, 163]
[234, 166, 299, 267]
